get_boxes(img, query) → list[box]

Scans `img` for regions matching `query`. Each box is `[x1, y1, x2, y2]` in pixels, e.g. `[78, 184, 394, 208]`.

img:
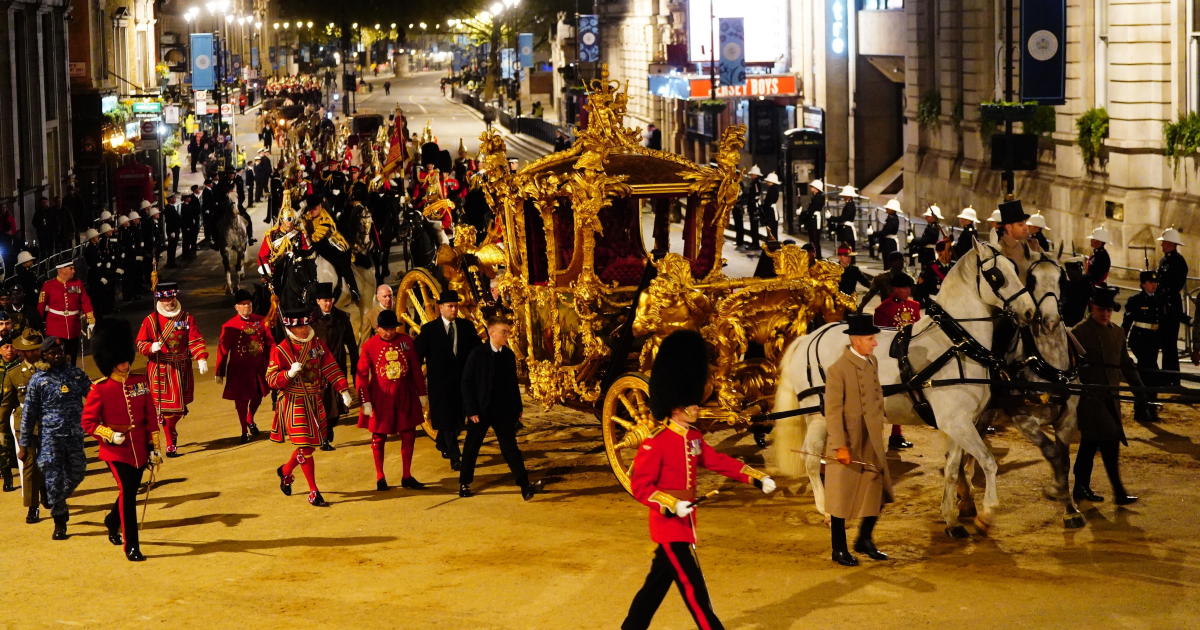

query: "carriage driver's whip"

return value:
[791, 449, 881, 472]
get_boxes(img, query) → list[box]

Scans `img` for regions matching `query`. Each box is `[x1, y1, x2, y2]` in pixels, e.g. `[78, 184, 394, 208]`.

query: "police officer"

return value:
[17, 336, 92, 539]
[1123, 270, 1164, 423]
[1155, 228, 1188, 386]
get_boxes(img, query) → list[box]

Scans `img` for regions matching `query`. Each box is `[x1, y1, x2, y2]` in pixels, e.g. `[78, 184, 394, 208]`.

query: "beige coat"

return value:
[823, 347, 893, 519]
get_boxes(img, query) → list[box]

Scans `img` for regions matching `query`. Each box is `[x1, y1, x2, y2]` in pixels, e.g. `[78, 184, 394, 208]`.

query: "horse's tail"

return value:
[771, 334, 810, 478]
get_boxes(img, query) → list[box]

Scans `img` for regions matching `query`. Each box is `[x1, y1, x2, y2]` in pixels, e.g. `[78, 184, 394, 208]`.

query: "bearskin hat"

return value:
[648, 330, 709, 420]
[93, 318, 136, 377]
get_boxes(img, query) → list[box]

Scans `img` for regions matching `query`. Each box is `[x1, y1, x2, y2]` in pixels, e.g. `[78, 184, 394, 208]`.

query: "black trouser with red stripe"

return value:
[106, 461, 145, 553]
[623, 542, 724, 630]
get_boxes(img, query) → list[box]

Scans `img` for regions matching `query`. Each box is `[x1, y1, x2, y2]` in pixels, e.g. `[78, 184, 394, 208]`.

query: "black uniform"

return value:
[876, 213, 899, 259]
[1156, 249, 1189, 384]
[734, 178, 759, 248]
[799, 191, 824, 258]
[1087, 245, 1110, 286]
[311, 305, 358, 447]
[181, 194, 201, 260]
[912, 222, 941, 251]
[837, 200, 857, 248]
[838, 264, 872, 296]
[163, 199, 182, 266]
[1122, 289, 1165, 420]
[759, 185, 779, 241]
[458, 343, 531, 492]
[953, 223, 978, 260]
[415, 317, 483, 468]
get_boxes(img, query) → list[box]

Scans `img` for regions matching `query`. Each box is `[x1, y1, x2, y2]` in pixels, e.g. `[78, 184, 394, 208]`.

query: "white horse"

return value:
[219, 204, 249, 296]
[772, 240, 1037, 537]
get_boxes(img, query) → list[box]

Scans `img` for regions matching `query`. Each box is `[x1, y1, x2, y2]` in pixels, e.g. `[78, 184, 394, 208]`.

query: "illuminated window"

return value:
[1190, 0, 1200, 111]
[861, 0, 903, 8]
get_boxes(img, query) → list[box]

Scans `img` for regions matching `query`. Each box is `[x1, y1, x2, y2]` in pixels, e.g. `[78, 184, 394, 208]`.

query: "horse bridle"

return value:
[1025, 257, 1063, 325]
[977, 245, 1031, 316]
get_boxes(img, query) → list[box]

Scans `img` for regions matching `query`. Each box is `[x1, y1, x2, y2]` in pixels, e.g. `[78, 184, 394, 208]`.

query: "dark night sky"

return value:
[276, 0, 575, 24]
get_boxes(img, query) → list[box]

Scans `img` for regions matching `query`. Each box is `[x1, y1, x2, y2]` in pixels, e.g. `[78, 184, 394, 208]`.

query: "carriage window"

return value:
[553, 198, 575, 273]
[524, 199, 549, 284]
[596, 196, 647, 286]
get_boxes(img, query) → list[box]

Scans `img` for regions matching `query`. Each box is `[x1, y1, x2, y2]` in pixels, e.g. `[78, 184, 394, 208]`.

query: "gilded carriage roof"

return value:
[520, 149, 699, 191]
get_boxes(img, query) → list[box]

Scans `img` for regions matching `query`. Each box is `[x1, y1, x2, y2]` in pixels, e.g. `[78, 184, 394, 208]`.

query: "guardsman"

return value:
[622, 330, 775, 630]
[871, 274, 920, 452]
[875, 199, 901, 260]
[0, 334, 18, 492]
[163, 192, 182, 268]
[303, 196, 361, 302]
[1155, 228, 1189, 386]
[836, 186, 860, 249]
[415, 289, 482, 470]
[135, 282, 208, 457]
[952, 206, 980, 260]
[1072, 287, 1142, 506]
[1086, 225, 1112, 286]
[985, 208, 1003, 246]
[357, 310, 426, 491]
[799, 179, 825, 258]
[311, 282, 357, 450]
[823, 313, 894, 566]
[17, 335, 91, 540]
[1027, 212, 1051, 252]
[912, 205, 945, 251]
[215, 289, 273, 442]
[1123, 270, 1165, 423]
[268, 309, 353, 507]
[36, 260, 95, 366]
[81, 318, 162, 561]
[2, 329, 46, 523]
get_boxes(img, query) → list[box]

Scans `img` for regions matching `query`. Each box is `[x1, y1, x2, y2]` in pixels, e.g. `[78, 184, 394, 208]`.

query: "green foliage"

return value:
[1024, 105, 1057, 136]
[1164, 111, 1200, 169]
[916, 90, 941, 128]
[1075, 107, 1109, 169]
[104, 102, 133, 126]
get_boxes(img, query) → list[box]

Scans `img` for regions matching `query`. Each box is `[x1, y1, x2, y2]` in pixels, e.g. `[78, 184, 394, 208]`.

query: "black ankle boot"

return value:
[25, 505, 39, 524]
[105, 512, 123, 546]
[1, 469, 13, 492]
[126, 546, 146, 562]
[51, 514, 68, 540]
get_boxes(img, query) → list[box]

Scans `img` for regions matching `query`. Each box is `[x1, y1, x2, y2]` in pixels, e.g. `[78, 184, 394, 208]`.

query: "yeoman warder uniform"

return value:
[135, 282, 208, 456]
[215, 289, 274, 441]
[356, 310, 426, 490]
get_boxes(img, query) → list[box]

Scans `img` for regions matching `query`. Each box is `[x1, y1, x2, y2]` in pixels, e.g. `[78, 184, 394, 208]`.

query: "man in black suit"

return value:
[415, 290, 481, 470]
[311, 282, 358, 450]
[181, 188, 202, 261]
[458, 307, 542, 500]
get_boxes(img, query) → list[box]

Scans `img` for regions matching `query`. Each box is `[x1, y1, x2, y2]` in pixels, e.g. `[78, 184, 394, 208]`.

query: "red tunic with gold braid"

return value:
[355, 333, 426, 434]
[215, 314, 273, 401]
[629, 420, 765, 544]
[135, 310, 207, 413]
[37, 278, 94, 340]
[267, 336, 349, 447]
[80, 374, 159, 468]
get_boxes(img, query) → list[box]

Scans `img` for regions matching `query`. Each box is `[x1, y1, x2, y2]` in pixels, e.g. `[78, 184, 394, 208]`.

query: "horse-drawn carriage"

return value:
[395, 76, 852, 491]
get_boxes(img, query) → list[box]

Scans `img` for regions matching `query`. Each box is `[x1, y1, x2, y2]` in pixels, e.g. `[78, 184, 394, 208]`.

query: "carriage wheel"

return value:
[396, 268, 441, 336]
[601, 373, 658, 495]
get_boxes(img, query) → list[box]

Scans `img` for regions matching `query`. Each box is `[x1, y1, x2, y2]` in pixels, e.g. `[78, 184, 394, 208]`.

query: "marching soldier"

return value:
[1086, 225, 1112, 286]
[2, 330, 46, 523]
[357, 310, 426, 491]
[622, 330, 775, 629]
[37, 260, 95, 366]
[311, 282, 357, 450]
[952, 206, 980, 260]
[17, 336, 91, 540]
[135, 282, 209, 457]
[415, 290, 482, 470]
[823, 313, 894, 566]
[215, 289, 273, 442]
[182, 188, 202, 261]
[1123, 271, 1165, 423]
[0, 334, 17, 492]
[268, 309, 353, 507]
[81, 318, 162, 561]
[1155, 228, 1188, 386]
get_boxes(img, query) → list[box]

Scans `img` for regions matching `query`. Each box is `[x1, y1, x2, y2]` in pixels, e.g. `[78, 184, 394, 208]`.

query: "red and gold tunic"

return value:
[629, 421, 762, 544]
[80, 374, 159, 468]
[355, 333, 426, 434]
[215, 314, 273, 401]
[872, 297, 923, 328]
[267, 336, 349, 447]
[37, 278, 94, 340]
[135, 310, 208, 413]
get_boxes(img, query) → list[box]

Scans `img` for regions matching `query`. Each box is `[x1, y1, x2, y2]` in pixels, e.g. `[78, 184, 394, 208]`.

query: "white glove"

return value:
[341, 390, 354, 408]
[111, 431, 126, 445]
[150, 342, 163, 353]
[87, 323, 95, 337]
[100, 277, 108, 285]
[197, 359, 209, 375]
[287, 362, 303, 378]
[149, 450, 163, 467]
[214, 375, 225, 385]
[761, 477, 777, 494]
[674, 499, 694, 519]
[419, 395, 428, 407]
[362, 402, 374, 416]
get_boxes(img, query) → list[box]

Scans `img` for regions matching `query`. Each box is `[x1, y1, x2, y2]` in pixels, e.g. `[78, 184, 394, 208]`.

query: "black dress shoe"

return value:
[450, 458, 461, 471]
[521, 480, 544, 501]
[831, 550, 859, 567]
[376, 478, 389, 491]
[51, 516, 68, 540]
[753, 432, 769, 449]
[240, 434, 251, 444]
[458, 484, 473, 498]
[25, 506, 39, 524]
[853, 541, 889, 561]
[1114, 494, 1140, 506]
[126, 547, 146, 562]
[277, 466, 293, 496]
[247, 423, 261, 437]
[319, 441, 336, 452]
[1073, 486, 1104, 503]
[166, 450, 182, 458]
[401, 477, 425, 490]
[2, 472, 13, 492]
[307, 491, 329, 507]
[105, 513, 123, 546]
[888, 435, 913, 450]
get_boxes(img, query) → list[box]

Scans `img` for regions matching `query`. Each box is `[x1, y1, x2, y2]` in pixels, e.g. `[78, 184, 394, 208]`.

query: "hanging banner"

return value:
[578, 14, 599, 62]
[718, 17, 745, 87]
[518, 32, 534, 68]
[501, 48, 516, 80]
[190, 33, 215, 91]
[251, 47, 259, 69]
[1020, 0, 1066, 105]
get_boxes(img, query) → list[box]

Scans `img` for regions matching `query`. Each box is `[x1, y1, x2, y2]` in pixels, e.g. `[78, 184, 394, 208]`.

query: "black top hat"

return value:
[92, 318, 136, 376]
[437, 290, 462, 304]
[1139, 270, 1158, 283]
[315, 282, 335, 300]
[648, 330, 708, 419]
[844, 313, 881, 336]
[376, 309, 400, 329]
[1090, 285, 1121, 311]
[998, 200, 1030, 225]
[233, 288, 254, 304]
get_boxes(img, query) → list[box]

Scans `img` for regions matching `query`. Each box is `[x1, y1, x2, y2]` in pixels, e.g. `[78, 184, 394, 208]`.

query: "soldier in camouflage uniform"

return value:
[17, 336, 92, 539]
[2, 329, 46, 523]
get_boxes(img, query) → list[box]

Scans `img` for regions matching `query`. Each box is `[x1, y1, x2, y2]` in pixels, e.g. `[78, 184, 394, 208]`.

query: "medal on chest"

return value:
[383, 348, 405, 380]
[242, 326, 263, 355]
[688, 438, 701, 457]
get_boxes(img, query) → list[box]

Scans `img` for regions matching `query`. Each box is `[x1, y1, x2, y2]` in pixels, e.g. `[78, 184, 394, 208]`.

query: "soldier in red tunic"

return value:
[268, 310, 353, 507]
[80, 318, 162, 562]
[215, 289, 273, 443]
[622, 330, 775, 630]
[36, 261, 95, 366]
[870, 273, 921, 451]
[356, 310, 427, 491]
[135, 282, 209, 457]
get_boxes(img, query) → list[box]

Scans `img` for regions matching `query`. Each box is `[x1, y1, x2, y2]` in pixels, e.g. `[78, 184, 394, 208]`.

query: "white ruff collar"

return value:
[156, 302, 182, 319]
[286, 328, 315, 343]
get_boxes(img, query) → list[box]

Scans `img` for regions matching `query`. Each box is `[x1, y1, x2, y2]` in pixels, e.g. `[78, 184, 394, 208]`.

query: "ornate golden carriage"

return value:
[396, 77, 853, 491]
